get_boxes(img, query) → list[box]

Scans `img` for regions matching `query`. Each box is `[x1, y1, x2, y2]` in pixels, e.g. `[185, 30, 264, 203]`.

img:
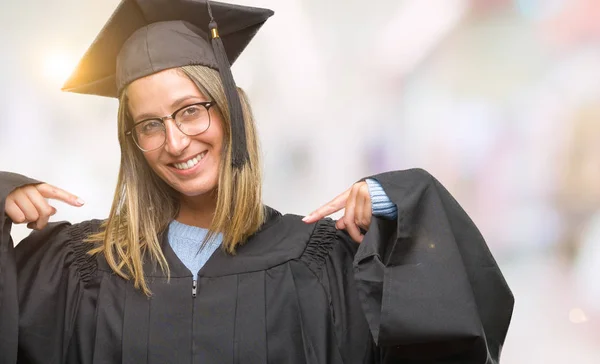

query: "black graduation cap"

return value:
[63, 0, 274, 168]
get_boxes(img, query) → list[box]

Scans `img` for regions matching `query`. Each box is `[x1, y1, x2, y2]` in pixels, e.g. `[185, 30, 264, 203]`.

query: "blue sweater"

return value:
[169, 179, 397, 276]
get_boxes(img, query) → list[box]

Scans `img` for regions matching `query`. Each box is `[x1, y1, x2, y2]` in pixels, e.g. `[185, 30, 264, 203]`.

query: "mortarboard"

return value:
[62, 0, 274, 168]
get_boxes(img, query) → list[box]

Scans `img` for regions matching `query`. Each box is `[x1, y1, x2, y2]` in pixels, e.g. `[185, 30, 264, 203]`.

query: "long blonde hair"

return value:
[88, 65, 264, 295]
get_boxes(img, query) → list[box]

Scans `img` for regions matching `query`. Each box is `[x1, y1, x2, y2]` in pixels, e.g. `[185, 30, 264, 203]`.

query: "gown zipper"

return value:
[191, 276, 197, 362]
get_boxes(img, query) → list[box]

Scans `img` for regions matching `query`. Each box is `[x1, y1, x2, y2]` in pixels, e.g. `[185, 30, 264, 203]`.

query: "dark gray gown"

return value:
[0, 169, 514, 363]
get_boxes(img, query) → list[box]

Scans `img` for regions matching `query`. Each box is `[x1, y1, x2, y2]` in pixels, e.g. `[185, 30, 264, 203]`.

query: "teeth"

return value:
[173, 152, 206, 170]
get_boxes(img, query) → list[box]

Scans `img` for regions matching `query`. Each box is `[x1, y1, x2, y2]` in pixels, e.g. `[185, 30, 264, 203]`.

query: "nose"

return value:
[163, 119, 190, 156]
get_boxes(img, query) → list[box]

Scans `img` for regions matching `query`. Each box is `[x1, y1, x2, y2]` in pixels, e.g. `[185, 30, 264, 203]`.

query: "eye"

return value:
[181, 105, 201, 118]
[138, 119, 163, 134]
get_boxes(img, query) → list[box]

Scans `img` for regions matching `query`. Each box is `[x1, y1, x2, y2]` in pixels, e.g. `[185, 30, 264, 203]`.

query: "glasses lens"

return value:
[175, 104, 211, 136]
[133, 119, 166, 151]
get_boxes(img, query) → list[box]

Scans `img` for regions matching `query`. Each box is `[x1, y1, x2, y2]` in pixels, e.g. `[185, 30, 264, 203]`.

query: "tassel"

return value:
[208, 19, 249, 169]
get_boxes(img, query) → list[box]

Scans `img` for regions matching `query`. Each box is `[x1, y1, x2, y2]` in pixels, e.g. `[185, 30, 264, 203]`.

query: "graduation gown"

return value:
[0, 169, 514, 364]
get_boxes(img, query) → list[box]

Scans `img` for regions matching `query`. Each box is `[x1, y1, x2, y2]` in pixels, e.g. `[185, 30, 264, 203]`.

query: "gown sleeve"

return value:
[0, 172, 97, 364]
[354, 169, 513, 362]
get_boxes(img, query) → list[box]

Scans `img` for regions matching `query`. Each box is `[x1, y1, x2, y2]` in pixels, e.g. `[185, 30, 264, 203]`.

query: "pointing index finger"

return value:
[36, 183, 85, 207]
[303, 188, 351, 223]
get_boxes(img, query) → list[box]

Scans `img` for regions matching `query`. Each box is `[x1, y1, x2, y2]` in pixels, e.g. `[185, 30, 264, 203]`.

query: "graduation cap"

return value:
[63, 0, 274, 168]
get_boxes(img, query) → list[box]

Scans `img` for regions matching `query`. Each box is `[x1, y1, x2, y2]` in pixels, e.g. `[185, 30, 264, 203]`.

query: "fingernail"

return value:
[76, 198, 86, 206]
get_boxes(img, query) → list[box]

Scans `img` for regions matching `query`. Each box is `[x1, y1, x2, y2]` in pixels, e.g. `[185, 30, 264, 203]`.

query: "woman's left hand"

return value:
[302, 181, 371, 243]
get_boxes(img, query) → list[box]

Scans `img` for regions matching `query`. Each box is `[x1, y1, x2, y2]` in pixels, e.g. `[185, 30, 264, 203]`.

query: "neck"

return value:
[176, 191, 217, 229]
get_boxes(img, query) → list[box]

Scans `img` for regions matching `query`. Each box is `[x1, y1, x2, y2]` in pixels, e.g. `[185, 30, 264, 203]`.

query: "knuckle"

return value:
[12, 215, 26, 224]
[22, 186, 36, 196]
[11, 189, 24, 199]
[5, 205, 24, 223]
[359, 183, 369, 194]
[347, 220, 357, 230]
[21, 187, 35, 198]
[38, 183, 53, 194]
[41, 205, 54, 216]
[24, 211, 39, 222]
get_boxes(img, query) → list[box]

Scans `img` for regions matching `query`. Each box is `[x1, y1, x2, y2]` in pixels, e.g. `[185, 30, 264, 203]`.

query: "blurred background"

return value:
[2, 0, 600, 362]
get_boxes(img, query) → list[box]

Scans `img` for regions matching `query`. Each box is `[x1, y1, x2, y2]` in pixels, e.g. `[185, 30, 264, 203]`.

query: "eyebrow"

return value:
[133, 95, 207, 122]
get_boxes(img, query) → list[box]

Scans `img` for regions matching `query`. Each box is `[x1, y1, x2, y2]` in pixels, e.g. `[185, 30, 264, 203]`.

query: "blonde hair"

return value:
[88, 65, 264, 295]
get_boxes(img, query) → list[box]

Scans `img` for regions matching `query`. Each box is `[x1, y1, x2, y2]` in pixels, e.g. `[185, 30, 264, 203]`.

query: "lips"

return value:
[170, 151, 207, 170]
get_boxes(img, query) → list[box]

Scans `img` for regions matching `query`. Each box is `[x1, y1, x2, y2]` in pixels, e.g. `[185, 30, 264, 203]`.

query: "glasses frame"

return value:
[125, 101, 217, 152]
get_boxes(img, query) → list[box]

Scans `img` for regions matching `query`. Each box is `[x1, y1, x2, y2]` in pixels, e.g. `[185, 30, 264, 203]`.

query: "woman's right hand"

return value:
[5, 183, 84, 230]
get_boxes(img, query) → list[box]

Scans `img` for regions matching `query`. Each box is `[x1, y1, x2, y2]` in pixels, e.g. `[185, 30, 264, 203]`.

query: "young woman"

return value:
[0, 0, 513, 363]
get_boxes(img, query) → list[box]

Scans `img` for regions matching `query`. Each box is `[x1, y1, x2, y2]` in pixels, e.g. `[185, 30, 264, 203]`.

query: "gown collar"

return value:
[149, 206, 292, 278]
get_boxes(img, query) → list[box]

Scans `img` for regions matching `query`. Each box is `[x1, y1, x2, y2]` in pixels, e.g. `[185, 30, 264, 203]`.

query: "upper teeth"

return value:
[173, 152, 205, 170]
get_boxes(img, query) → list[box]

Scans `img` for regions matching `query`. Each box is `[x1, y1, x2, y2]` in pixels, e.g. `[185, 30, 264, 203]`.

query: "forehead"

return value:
[127, 68, 208, 115]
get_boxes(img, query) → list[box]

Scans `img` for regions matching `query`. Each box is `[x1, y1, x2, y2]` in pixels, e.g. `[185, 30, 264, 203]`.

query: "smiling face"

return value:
[127, 68, 225, 198]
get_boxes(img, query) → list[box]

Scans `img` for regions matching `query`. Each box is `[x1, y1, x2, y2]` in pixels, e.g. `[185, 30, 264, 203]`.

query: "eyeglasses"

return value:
[125, 101, 217, 152]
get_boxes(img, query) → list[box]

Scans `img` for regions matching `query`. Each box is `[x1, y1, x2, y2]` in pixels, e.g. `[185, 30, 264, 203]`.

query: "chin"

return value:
[178, 184, 217, 197]
[165, 174, 218, 198]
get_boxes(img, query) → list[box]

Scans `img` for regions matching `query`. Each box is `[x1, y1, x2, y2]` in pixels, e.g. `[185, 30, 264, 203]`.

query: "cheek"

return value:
[141, 151, 162, 173]
[212, 116, 226, 150]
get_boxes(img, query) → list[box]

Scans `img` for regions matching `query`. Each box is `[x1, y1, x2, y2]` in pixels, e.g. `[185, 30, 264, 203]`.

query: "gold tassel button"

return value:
[211, 28, 220, 39]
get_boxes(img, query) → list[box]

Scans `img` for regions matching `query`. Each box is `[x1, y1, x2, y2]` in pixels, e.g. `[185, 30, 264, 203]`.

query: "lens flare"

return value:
[42, 51, 77, 86]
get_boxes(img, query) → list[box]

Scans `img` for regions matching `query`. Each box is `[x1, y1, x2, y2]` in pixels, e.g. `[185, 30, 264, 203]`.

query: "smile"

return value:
[171, 151, 207, 170]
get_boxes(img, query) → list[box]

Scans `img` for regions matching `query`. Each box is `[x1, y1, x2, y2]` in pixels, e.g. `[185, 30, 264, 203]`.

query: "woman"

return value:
[0, 0, 513, 363]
